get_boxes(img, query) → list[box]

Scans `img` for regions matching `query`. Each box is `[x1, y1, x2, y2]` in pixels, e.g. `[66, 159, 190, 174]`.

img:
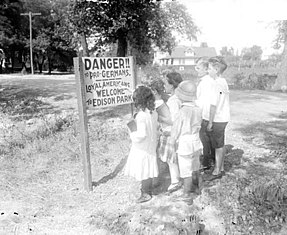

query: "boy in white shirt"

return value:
[195, 58, 217, 170]
[205, 56, 230, 180]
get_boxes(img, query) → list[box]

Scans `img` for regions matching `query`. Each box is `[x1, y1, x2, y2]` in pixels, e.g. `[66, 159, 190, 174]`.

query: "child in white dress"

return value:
[125, 86, 159, 203]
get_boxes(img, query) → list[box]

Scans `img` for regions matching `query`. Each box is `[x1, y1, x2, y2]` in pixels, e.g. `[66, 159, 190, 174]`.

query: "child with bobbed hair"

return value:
[125, 86, 159, 203]
[162, 72, 183, 193]
[149, 79, 172, 128]
[148, 78, 173, 190]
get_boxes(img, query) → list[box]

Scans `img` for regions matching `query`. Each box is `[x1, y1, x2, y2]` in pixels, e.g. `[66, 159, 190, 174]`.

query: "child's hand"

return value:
[207, 122, 213, 132]
[127, 119, 137, 132]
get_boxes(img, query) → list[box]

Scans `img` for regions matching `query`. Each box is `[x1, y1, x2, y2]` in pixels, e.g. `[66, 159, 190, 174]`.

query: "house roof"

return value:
[161, 45, 217, 59]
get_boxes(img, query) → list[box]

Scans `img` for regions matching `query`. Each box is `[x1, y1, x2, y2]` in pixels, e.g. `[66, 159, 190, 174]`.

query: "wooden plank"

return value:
[73, 56, 93, 191]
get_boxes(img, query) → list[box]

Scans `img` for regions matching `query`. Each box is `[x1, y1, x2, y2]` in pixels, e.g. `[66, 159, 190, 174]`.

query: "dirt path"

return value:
[1, 75, 287, 234]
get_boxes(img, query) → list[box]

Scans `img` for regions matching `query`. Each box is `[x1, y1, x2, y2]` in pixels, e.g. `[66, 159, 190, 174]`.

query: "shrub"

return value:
[239, 174, 287, 232]
[232, 72, 277, 90]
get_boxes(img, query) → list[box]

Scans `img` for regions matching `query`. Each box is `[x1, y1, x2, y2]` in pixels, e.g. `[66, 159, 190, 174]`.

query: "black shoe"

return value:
[201, 164, 212, 171]
[205, 172, 223, 182]
[136, 193, 152, 203]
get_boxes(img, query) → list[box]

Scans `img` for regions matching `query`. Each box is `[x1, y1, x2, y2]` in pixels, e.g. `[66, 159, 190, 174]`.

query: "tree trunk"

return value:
[38, 56, 45, 74]
[48, 57, 52, 74]
[273, 39, 287, 90]
[0, 60, 3, 74]
[80, 33, 89, 56]
[35, 54, 45, 74]
[117, 29, 127, 57]
[38, 62, 43, 73]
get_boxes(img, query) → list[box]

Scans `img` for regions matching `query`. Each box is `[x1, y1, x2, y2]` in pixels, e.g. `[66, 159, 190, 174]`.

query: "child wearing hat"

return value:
[168, 80, 202, 203]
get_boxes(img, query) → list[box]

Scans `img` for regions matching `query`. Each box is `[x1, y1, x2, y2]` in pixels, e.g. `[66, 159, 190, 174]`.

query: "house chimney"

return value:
[200, 42, 208, 48]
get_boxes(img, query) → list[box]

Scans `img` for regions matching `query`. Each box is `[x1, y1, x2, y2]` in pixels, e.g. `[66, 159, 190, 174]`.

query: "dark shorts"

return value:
[210, 122, 228, 148]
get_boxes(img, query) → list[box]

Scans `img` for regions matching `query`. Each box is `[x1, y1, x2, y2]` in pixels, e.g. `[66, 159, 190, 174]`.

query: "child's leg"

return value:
[141, 178, 153, 195]
[167, 162, 181, 192]
[200, 120, 213, 168]
[220, 146, 225, 172]
[210, 122, 227, 175]
[178, 154, 192, 194]
[137, 178, 153, 203]
[168, 162, 180, 184]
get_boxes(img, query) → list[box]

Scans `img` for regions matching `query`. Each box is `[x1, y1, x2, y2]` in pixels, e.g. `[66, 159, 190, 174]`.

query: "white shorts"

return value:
[178, 150, 201, 178]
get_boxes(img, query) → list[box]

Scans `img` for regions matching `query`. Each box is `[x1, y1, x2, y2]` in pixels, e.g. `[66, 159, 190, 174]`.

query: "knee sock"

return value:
[141, 178, 152, 195]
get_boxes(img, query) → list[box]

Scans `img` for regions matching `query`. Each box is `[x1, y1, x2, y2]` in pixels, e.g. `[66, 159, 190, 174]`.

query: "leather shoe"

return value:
[136, 193, 152, 203]
[205, 172, 223, 182]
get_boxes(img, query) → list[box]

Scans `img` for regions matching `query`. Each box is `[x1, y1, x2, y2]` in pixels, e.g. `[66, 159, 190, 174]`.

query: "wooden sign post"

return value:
[74, 56, 92, 191]
[74, 56, 135, 191]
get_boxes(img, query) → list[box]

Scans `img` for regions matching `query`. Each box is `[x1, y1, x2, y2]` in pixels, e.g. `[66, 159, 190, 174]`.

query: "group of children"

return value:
[124, 56, 230, 204]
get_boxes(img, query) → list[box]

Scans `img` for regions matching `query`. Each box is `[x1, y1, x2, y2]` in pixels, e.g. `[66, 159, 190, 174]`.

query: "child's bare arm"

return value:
[158, 115, 173, 126]
[207, 104, 216, 131]
[170, 115, 182, 144]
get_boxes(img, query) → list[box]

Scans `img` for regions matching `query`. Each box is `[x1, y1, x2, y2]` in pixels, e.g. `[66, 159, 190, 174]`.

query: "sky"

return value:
[177, 0, 287, 56]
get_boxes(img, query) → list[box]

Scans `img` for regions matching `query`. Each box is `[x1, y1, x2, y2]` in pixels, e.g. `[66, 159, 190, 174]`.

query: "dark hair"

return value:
[166, 72, 183, 89]
[149, 78, 165, 95]
[208, 56, 227, 74]
[133, 86, 155, 112]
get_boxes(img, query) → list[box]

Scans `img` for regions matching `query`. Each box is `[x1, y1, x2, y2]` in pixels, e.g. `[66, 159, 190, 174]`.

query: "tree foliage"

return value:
[273, 20, 287, 90]
[22, 0, 77, 73]
[241, 45, 263, 61]
[0, 0, 24, 71]
[0, 0, 77, 73]
[220, 46, 235, 57]
[72, 0, 198, 65]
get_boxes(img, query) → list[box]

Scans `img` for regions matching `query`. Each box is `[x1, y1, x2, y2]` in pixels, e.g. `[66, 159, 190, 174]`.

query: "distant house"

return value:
[154, 43, 217, 70]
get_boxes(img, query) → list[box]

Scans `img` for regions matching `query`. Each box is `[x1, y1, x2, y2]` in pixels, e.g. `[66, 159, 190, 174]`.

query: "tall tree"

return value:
[241, 45, 263, 61]
[21, 0, 77, 73]
[0, 0, 24, 72]
[272, 20, 287, 90]
[72, 0, 198, 65]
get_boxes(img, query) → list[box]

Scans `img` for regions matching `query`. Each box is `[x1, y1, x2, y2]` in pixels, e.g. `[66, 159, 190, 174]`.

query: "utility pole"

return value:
[21, 12, 41, 75]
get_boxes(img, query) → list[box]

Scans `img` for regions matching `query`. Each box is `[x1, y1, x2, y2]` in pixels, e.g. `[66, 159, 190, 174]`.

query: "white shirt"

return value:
[213, 77, 230, 122]
[166, 94, 182, 122]
[196, 75, 217, 121]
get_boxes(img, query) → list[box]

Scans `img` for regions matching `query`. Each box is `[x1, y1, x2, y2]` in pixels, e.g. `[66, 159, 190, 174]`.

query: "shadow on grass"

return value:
[224, 144, 244, 172]
[1, 81, 76, 100]
[1, 79, 77, 119]
[235, 111, 287, 168]
[230, 90, 287, 103]
[92, 156, 128, 188]
[202, 144, 244, 186]
[236, 113, 287, 151]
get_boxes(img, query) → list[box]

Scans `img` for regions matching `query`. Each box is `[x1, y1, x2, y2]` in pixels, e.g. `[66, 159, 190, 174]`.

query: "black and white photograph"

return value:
[1, 0, 287, 234]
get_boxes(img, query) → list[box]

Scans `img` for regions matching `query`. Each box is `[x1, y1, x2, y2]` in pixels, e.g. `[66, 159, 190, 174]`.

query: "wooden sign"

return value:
[74, 56, 135, 191]
[82, 57, 135, 109]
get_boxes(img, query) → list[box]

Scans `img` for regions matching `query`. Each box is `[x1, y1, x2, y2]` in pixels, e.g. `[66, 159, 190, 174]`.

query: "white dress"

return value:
[125, 109, 159, 181]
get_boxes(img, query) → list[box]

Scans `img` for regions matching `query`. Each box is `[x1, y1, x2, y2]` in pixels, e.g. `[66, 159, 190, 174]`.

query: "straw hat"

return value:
[175, 80, 196, 102]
